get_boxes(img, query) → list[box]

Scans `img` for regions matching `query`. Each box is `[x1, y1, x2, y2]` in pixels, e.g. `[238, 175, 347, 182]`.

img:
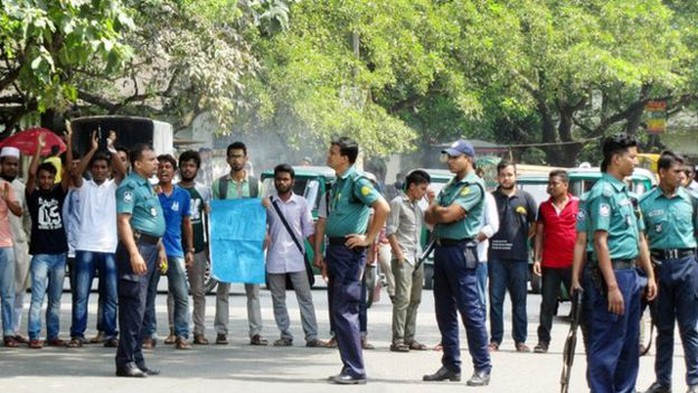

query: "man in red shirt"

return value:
[532, 170, 579, 353]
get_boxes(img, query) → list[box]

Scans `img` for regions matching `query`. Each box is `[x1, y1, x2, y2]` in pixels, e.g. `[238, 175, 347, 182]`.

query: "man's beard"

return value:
[1, 174, 15, 182]
[180, 173, 196, 182]
[500, 183, 515, 191]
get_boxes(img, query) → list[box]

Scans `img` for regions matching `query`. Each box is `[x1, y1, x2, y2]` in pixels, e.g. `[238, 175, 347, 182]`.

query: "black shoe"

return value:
[331, 374, 367, 385]
[116, 363, 147, 378]
[466, 370, 491, 387]
[533, 342, 549, 353]
[422, 366, 461, 382]
[137, 365, 161, 376]
[103, 338, 119, 348]
[643, 382, 671, 393]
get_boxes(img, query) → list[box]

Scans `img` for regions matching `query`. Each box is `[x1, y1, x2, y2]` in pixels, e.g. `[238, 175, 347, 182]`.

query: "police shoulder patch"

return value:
[576, 210, 586, 221]
[599, 203, 610, 217]
[460, 187, 470, 196]
[123, 190, 134, 203]
[361, 185, 372, 196]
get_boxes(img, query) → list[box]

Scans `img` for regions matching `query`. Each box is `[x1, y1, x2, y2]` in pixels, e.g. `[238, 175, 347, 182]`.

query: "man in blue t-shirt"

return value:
[142, 155, 192, 350]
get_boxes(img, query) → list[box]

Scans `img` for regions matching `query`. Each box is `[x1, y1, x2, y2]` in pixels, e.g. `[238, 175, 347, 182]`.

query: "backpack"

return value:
[217, 175, 259, 199]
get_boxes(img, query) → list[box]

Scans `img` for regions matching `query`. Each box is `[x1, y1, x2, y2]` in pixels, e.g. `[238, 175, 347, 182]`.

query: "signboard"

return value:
[645, 100, 667, 134]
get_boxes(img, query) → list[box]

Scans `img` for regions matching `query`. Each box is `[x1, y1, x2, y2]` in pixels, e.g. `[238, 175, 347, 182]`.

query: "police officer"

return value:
[586, 134, 657, 393]
[640, 151, 698, 393]
[423, 139, 491, 387]
[114, 144, 166, 378]
[320, 137, 389, 385]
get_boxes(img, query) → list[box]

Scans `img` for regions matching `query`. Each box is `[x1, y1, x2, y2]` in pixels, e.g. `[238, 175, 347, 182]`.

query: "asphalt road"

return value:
[0, 284, 686, 393]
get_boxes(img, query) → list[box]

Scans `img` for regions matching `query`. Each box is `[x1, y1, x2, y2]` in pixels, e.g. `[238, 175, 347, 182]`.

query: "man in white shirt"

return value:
[67, 132, 126, 348]
[266, 164, 327, 348]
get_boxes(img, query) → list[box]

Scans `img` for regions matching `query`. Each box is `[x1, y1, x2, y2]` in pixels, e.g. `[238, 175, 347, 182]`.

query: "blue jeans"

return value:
[488, 258, 528, 345]
[70, 251, 118, 339]
[0, 247, 15, 337]
[28, 253, 66, 340]
[145, 257, 190, 338]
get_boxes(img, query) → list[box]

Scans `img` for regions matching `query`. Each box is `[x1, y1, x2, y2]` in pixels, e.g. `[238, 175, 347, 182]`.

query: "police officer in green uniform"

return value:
[640, 151, 698, 393]
[114, 144, 166, 378]
[586, 134, 656, 393]
[422, 139, 491, 387]
[321, 137, 389, 385]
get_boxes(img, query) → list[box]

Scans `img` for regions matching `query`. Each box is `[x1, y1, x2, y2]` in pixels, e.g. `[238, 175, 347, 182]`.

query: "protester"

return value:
[265, 164, 327, 348]
[143, 154, 193, 350]
[68, 131, 125, 348]
[177, 150, 211, 345]
[211, 141, 267, 346]
[25, 132, 73, 348]
[387, 169, 432, 353]
[0, 149, 22, 347]
[0, 146, 30, 344]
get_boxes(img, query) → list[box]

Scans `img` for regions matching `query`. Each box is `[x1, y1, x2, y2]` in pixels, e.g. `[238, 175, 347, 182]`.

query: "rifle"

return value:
[561, 289, 583, 393]
[413, 237, 436, 276]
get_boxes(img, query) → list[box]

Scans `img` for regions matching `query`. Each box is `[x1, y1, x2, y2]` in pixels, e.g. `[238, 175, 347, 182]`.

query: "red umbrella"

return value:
[0, 127, 66, 156]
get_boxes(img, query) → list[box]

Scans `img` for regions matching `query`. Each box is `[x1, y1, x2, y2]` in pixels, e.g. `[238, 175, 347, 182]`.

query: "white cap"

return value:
[0, 146, 20, 159]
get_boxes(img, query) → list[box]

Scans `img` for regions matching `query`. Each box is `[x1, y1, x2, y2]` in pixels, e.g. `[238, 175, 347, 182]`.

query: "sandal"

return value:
[3, 336, 20, 348]
[488, 342, 499, 352]
[390, 342, 410, 352]
[407, 341, 428, 351]
[67, 338, 83, 348]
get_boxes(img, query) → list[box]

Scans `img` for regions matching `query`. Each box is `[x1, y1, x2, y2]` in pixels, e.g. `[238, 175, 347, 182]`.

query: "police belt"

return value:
[133, 231, 161, 245]
[650, 248, 696, 260]
[611, 258, 636, 270]
[435, 238, 473, 246]
[327, 237, 369, 248]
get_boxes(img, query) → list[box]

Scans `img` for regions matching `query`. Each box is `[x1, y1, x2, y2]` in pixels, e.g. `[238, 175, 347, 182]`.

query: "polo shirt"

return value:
[75, 179, 118, 253]
[538, 195, 579, 268]
[489, 188, 537, 261]
[158, 185, 191, 258]
[325, 166, 380, 238]
[116, 172, 165, 238]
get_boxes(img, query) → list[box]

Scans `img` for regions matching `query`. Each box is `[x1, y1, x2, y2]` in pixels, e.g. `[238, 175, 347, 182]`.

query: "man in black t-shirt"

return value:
[487, 160, 537, 353]
[25, 132, 72, 348]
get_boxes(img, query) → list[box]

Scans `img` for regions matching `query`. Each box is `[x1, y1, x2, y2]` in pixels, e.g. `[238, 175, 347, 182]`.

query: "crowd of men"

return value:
[1, 128, 698, 391]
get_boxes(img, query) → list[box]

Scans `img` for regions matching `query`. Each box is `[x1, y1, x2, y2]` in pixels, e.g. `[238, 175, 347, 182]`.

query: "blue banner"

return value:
[209, 199, 266, 284]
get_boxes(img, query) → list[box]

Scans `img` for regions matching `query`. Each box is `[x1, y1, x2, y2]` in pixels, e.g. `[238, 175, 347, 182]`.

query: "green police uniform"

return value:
[325, 166, 380, 237]
[639, 186, 698, 250]
[116, 172, 165, 237]
[587, 173, 641, 261]
[435, 172, 484, 240]
[585, 172, 644, 392]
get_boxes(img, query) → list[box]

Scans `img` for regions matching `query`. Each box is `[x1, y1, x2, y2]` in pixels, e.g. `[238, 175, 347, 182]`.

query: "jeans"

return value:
[27, 253, 66, 340]
[70, 251, 118, 339]
[537, 266, 572, 345]
[488, 258, 528, 345]
[0, 247, 15, 337]
[164, 257, 190, 338]
[185, 251, 207, 336]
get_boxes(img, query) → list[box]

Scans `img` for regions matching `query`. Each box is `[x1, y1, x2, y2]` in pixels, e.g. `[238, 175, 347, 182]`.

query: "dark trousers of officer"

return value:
[537, 266, 572, 345]
[114, 240, 159, 369]
[326, 244, 366, 378]
[327, 271, 368, 336]
[587, 268, 640, 393]
[433, 243, 491, 374]
[654, 255, 698, 387]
